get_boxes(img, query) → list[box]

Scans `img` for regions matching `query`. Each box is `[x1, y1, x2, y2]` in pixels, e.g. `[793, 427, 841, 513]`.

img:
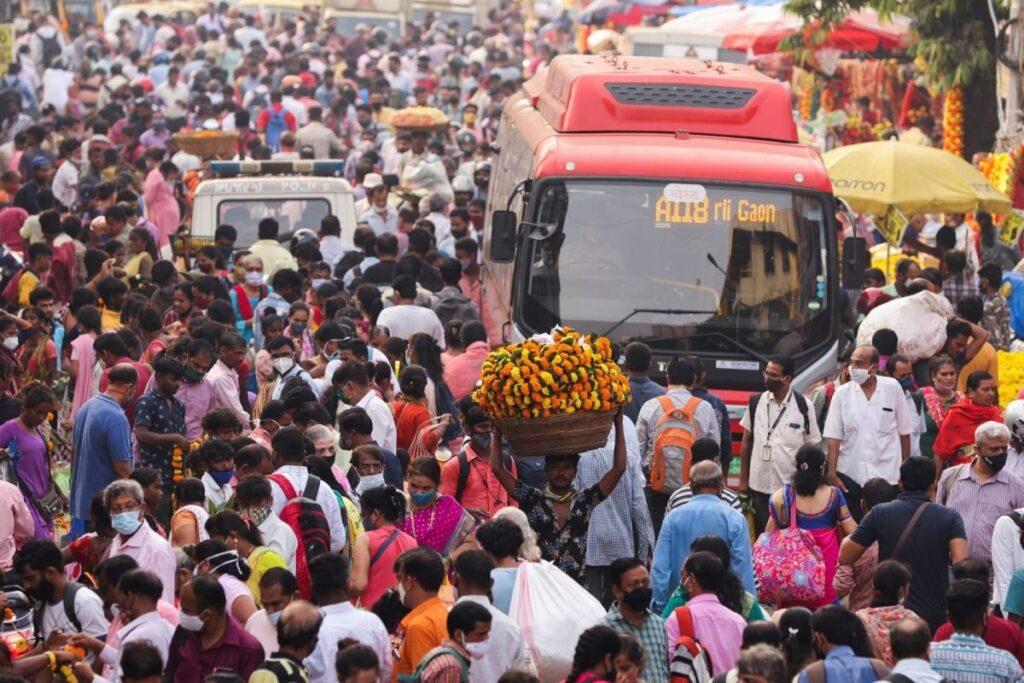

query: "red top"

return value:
[392, 400, 431, 451]
[255, 103, 297, 133]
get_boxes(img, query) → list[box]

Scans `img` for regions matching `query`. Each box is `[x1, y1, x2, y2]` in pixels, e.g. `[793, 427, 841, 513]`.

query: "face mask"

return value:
[273, 357, 295, 375]
[199, 262, 214, 274]
[451, 229, 468, 241]
[621, 586, 653, 612]
[111, 511, 143, 536]
[362, 513, 376, 531]
[160, 283, 177, 296]
[397, 581, 408, 605]
[764, 378, 783, 393]
[464, 112, 476, 125]
[217, 245, 233, 261]
[184, 368, 203, 384]
[325, 350, 340, 361]
[410, 490, 436, 506]
[983, 452, 1009, 474]
[242, 505, 271, 526]
[2, 337, 17, 351]
[210, 468, 234, 486]
[178, 610, 205, 632]
[462, 635, 491, 660]
[470, 215, 484, 230]
[340, 433, 354, 450]
[934, 377, 957, 393]
[898, 375, 915, 392]
[357, 472, 385, 493]
[311, 278, 328, 291]
[849, 367, 871, 385]
[245, 271, 264, 287]
[110, 604, 121, 621]
[458, 258, 472, 270]
[268, 609, 283, 626]
[290, 322, 306, 336]
[470, 432, 491, 454]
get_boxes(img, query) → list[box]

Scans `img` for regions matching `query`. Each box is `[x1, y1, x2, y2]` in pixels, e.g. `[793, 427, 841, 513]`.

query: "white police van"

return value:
[189, 160, 358, 252]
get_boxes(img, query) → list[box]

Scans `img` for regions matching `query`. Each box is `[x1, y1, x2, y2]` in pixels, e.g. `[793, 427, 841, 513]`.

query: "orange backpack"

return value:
[650, 396, 703, 494]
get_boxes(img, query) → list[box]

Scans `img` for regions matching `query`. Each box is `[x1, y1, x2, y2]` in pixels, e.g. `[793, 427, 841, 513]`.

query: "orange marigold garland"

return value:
[942, 87, 964, 157]
[473, 328, 631, 419]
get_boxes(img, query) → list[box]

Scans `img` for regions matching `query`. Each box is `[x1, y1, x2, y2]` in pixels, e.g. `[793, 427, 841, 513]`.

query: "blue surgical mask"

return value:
[311, 278, 328, 291]
[409, 490, 436, 506]
[210, 469, 234, 486]
[898, 375, 915, 392]
[111, 511, 142, 536]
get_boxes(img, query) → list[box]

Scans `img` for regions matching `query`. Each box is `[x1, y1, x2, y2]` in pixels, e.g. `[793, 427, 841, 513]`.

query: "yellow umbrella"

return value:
[823, 140, 1012, 215]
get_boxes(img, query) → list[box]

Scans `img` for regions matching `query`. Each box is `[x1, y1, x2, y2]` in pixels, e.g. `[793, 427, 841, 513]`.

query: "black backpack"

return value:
[39, 32, 62, 70]
[747, 391, 811, 435]
[454, 447, 513, 504]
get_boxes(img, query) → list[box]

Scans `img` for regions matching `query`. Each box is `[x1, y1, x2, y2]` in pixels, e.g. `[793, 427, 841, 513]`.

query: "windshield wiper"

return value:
[601, 308, 717, 339]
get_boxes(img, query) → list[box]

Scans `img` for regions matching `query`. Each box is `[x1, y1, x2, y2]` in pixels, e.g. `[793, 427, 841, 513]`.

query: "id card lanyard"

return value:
[761, 392, 790, 461]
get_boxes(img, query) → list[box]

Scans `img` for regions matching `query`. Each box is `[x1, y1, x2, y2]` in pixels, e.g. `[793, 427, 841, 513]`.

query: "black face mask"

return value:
[450, 229, 468, 240]
[765, 378, 783, 393]
[621, 586, 652, 612]
[983, 451, 1009, 474]
[470, 432, 491, 454]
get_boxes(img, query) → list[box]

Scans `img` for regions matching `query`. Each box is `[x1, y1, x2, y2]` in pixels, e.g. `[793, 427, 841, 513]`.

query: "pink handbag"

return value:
[752, 485, 826, 604]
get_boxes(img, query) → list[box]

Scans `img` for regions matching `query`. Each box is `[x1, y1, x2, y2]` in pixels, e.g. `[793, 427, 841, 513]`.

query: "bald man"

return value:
[650, 460, 756, 611]
[886, 617, 945, 682]
[249, 599, 323, 683]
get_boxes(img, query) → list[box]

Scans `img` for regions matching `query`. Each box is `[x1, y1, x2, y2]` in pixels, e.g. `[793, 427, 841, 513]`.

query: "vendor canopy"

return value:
[823, 140, 1012, 216]
[658, 2, 909, 55]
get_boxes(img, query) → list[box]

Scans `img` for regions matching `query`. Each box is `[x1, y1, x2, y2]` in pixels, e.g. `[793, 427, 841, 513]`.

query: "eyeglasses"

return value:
[110, 503, 140, 515]
[356, 462, 383, 475]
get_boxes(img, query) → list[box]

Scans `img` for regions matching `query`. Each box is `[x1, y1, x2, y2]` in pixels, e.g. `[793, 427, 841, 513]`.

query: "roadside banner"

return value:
[877, 205, 908, 247]
[1000, 210, 1024, 248]
[0, 25, 12, 78]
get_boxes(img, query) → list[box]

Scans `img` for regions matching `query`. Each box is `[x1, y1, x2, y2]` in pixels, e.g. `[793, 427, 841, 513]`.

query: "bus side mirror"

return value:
[489, 210, 518, 263]
[842, 236, 868, 289]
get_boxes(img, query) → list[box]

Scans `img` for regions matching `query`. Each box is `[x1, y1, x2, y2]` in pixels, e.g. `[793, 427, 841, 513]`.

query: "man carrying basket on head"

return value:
[489, 410, 627, 585]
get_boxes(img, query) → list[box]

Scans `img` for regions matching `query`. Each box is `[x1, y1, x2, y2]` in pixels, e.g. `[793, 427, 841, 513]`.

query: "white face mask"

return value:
[245, 271, 263, 287]
[356, 472, 385, 493]
[178, 610, 205, 632]
[461, 634, 491, 660]
[397, 581, 408, 606]
[268, 609, 283, 626]
[2, 336, 17, 351]
[273, 357, 295, 375]
[849, 367, 871, 385]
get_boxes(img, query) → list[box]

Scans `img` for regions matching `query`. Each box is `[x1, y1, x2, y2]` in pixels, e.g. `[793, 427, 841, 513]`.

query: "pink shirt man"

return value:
[0, 480, 34, 570]
[108, 523, 177, 604]
[443, 340, 490, 401]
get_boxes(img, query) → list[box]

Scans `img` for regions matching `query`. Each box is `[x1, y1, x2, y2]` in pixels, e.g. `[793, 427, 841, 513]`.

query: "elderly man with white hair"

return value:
[937, 420, 1024, 563]
[989, 403, 1024, 612]
[105, 479, 177, 603]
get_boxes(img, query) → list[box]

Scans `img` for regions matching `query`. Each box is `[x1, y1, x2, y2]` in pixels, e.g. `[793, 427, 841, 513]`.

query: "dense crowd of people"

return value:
[3, 3, 1024, 683]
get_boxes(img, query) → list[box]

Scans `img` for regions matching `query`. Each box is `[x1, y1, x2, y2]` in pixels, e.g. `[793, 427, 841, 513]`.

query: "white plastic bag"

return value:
[508, 561, 606, 683]
[856, 290, 954, 362]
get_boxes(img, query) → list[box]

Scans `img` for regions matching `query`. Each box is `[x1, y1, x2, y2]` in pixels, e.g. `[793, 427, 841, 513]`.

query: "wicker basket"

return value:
[172, 132, 239, 158]
[494, 410, 615, 457]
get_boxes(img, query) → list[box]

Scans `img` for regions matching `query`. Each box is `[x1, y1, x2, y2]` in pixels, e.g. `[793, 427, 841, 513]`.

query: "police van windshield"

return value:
[519, 180, 833, 360]
[217, 199, 330, 248]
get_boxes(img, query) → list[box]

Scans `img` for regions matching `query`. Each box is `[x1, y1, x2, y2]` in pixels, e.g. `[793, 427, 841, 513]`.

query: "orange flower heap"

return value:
[473, 328, 631, 419]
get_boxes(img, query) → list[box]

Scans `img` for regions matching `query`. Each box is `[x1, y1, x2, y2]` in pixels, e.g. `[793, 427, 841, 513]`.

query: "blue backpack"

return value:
[265, 106, 288, 151]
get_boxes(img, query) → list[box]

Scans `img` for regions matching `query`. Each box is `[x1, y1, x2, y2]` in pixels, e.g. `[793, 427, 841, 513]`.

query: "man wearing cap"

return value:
[359, 179, 398, 237]
[13, 157, 52, 215]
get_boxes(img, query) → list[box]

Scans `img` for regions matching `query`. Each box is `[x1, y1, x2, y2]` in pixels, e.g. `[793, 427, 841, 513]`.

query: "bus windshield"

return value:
[519, 180, 833, 361]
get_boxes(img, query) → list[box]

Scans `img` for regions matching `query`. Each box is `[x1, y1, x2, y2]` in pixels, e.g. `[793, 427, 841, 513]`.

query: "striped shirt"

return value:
[930, 633, 1024, 683]
[605, 605, 669, 683]
[937, 461, 1024, 562]
[666, 484, 742, 514]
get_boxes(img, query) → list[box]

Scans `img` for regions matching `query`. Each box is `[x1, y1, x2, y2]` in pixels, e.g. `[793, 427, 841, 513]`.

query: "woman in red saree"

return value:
[933, 370, 1002, 471]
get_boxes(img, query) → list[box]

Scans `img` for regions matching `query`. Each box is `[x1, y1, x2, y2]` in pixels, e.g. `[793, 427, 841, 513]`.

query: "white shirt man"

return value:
[992, 508, 1024, 612]
[52, 153, 80, 209]
[42, 585, 108, 639]
[95, 610, 175, 682]
[359, 204, 398, 236]
[305, 601, 391, 683]
[823, 346, 914, 486]
[317, 234, 355, 272]
[269, 464, 347, 553]
[259, 511, 298, 573]
[456, 594, 528, 683]
[356, 390, 398, 454]
[376, 304, 446, 349]
[740, 368, 822, 498]
[155, 77, 190, 120]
